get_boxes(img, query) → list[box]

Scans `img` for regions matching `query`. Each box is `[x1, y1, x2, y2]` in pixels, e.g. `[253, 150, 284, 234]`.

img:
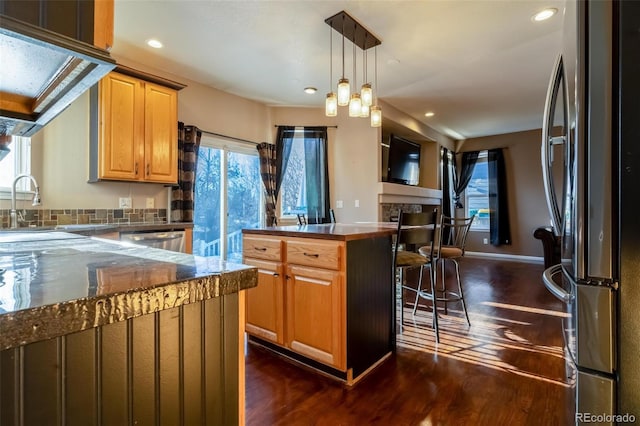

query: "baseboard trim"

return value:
[465, 251, 544, 264]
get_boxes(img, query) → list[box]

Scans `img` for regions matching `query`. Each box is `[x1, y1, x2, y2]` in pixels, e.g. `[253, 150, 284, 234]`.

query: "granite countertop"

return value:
[242, 223, 397, 241]
[0, 222, 194, 237]
[0, 231, 256, 351]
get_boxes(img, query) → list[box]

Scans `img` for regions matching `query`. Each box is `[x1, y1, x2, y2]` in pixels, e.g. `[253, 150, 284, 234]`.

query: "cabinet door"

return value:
[286, 265, 345, 370]
[144, 82, 178, 183]
[99, 72, 144, 181]
[243, 258, 285, 345]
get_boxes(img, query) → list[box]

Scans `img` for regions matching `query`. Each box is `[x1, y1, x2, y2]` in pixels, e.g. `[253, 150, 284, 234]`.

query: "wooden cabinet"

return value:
[243, 237, 285, 345]
[89, 68, 185, 184]
[0, 0, 114, 50]
[243, 235, 346, 371]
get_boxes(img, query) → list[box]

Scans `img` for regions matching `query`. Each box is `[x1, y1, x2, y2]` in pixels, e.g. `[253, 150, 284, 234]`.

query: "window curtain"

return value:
[441, 147, 453, 242]
[488, 148, 511, 245]
[275, 126, 295, 198]
[171, 122, 201, 222]
[302, 127, 330, 224]
[256, 142, 278, 226]
[453, 151, 480, 208]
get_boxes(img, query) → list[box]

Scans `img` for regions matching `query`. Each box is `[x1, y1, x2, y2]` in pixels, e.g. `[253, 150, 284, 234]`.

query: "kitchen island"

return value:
[242, 223, 397, 385]
[0, 231, 256, 425]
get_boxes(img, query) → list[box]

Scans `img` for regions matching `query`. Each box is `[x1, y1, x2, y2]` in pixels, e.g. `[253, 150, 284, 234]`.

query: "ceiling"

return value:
[112, 0, 564, 141]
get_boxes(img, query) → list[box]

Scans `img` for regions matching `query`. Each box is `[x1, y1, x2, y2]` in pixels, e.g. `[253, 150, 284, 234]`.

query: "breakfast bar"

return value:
[0, 231, 257, 425]
[242, 223, 397, 385]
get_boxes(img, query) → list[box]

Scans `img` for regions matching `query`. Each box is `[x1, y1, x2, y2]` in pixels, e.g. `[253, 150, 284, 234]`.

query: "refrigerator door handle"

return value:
[541, 54, 565, 237]
[542, 264, 572, 304]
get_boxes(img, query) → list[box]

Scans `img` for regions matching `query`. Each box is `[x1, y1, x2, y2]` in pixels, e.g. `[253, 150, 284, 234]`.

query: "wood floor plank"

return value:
[245, 258, 574, 425]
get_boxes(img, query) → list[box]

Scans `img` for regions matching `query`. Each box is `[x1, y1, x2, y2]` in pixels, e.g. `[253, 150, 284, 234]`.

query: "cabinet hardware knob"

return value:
[146, 164, 150, 175]
[303, 253, 319, 258]
[255, 247, 267, 251]
[273, 273, 280, 277]
[135, 163, 138, 174]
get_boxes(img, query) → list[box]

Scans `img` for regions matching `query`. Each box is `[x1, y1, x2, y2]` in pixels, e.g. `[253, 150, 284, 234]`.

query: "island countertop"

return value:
[0, 231, 257, 351]
[242, 223, 397, 241]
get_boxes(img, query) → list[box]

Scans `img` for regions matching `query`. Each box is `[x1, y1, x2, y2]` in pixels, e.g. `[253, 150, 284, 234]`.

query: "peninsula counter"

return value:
[242, 224, 396, 385]
[0, 231, 256, 425]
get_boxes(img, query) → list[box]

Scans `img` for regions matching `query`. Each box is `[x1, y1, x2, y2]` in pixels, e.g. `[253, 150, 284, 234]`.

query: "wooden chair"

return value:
[296, 213, 307, 225]
[392, 209, 438, 337]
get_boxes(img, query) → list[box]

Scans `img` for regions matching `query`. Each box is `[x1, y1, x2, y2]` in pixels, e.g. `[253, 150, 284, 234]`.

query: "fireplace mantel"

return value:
[377, 182, 442, 205]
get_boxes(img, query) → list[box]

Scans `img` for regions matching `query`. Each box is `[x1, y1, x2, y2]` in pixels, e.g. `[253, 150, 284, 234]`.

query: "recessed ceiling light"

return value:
[147, 39, 163, 49]
[532, 8, 557, 22]
[304, 87, 317, 94]
[425, 112, 435, 117]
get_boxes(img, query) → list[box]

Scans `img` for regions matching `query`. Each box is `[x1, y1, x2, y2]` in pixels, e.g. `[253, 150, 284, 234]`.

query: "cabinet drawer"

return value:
[286, 240, 342, 270]
[243, 236, 283, 261]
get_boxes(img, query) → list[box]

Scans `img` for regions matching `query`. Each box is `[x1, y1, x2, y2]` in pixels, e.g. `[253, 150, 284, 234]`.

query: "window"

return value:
[280, 132, 307, 218]
[277, 127, 329, 224]
[466, 152, 489, 230]
[0, 137, 32, 199]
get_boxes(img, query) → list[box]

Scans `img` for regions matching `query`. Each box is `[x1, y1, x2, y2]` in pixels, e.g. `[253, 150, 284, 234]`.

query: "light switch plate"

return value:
[355, 199, 360, 208]
[336, 200, 343, 208]
[119, 197, 132, 209]
[146, 197, 155, 208]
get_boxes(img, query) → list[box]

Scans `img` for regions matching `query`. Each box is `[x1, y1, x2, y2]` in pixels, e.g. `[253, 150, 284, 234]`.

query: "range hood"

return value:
[0, 15, 115, 136]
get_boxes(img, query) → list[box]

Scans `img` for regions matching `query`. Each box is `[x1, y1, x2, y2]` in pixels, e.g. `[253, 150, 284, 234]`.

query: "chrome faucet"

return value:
[10, 174, 41, 229]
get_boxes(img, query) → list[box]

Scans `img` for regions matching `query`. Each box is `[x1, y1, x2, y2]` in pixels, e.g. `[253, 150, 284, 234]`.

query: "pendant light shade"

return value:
[337, 78, 350, 106]
[326, 92, 338, 116]
[361, 83, 373, 107]
[360, 103, 370, 118]
[370, 105, 382, 127]
[349, 93, 362, 117]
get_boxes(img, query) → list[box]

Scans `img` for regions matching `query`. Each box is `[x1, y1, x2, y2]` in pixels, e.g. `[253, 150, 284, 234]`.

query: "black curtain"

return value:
[441, 147, 453, 219]
[488, 148, 511, 245]
[303, 127, 330, 224]
[453, 151, 479, 208]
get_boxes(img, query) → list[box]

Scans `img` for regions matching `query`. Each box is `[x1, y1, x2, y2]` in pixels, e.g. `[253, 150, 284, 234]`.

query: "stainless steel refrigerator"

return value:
[541, 0, 640, 421]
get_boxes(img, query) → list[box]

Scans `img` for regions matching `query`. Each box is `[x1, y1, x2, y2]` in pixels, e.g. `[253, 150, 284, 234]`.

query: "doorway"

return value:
[193, 136, 263, 262]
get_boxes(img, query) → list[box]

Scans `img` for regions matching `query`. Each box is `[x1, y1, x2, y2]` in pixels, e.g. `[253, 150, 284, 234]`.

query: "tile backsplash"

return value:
[0, 208, 167, 229]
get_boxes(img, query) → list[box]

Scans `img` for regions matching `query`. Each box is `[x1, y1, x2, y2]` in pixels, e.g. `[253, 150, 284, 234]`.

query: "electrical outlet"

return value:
[336, 200, 343, 208]
[146, 197, 155, 208]
[483, 238, 489, 244]
[119, 197, 132, 209]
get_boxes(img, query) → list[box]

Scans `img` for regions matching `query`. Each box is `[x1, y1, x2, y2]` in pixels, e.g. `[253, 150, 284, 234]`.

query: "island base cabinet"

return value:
[244, 258, 285, 345]
[286, 265, 345, 371]
[0, 295, 241, 426]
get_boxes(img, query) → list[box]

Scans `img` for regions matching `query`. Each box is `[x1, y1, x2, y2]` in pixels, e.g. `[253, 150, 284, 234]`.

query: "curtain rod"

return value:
[199, 129, 259, 145]
[274, 125, 338, 128]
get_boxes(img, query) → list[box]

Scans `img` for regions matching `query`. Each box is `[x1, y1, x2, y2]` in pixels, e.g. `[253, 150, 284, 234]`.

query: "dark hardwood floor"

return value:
[245, 257, 575, 426]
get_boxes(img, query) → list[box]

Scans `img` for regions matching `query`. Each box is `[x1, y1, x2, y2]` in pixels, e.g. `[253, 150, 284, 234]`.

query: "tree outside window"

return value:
[466, 155, 489, 230]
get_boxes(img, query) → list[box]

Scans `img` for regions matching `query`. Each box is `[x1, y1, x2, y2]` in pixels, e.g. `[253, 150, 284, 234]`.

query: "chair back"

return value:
[438, 214, 475, 255]
[296, 213, 307, 225]
[393, 209, 439, 266]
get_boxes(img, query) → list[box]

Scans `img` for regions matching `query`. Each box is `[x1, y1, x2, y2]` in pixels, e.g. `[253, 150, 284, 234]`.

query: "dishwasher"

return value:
[119, 230, 186, 253]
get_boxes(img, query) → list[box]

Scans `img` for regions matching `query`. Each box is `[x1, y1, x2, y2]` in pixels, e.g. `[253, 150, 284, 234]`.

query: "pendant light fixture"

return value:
[325, 25, 337, 116]
[360, 45, 370, 117]
[337, 14, 350, 106]
[325, 11, 382, 127]
[348, 39, 362, 117]
[370, 45, 382, 127]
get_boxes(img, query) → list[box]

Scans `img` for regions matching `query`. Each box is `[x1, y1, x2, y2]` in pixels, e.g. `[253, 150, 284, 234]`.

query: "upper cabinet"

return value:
[0, 0, 113, 49]
[89, 67, 186, 184]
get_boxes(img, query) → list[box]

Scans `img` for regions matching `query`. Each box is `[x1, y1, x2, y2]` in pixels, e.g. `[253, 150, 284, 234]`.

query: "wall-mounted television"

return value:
[386, 134, 421, 186]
